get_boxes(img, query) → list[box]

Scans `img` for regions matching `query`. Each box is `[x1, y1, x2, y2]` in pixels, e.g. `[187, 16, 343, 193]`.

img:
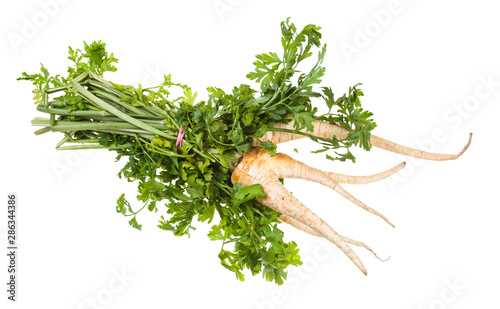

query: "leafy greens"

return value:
[19, 18, 376, 284]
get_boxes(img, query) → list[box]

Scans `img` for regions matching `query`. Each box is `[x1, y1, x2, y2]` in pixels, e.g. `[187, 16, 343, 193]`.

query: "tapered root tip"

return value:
[390, 162, 406, 177]
[456, 133, 473, 159]
[377, 255, 391, 262]
[354, 262, 368, 276]
[389, 162, 406, 177]
[382, 216, 395, 228]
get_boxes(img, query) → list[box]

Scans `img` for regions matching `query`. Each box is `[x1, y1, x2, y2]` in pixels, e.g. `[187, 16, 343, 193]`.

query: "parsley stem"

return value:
[266, 127, 317, 139]
[32, 117, 171, 132]
[56, 143, 132, 150]
[138, 138, 194, 158]
[73, 78, 173, 139]
[36, 105, 167, 126]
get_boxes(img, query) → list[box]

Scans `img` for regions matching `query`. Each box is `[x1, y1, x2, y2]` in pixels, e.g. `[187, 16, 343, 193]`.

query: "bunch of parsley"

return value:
[20, 18, 376, 284]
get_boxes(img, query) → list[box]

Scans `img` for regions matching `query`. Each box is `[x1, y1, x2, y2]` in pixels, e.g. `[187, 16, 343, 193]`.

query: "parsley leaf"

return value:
[21, 18, 376, 284]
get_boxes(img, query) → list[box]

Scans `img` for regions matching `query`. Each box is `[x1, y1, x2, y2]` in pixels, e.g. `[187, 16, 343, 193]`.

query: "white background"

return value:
[1, 0, 499, 308]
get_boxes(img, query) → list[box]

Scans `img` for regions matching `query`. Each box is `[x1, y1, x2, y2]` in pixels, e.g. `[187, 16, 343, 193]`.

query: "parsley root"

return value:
[20, 19, 471, 283]
[277, 214, 389, 262]
[232, 130, 470, 275]
[258, 119, 473, 161]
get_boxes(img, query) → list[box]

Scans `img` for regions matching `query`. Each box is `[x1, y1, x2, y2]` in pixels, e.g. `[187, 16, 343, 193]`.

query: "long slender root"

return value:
[333, 184, 394, 228]
[257, 119, 472, 161]
[277, 214, 390, 262]
[340, 235, 390, 262]
[270, 152, 394, 227]
[328, 162, 406, 184]
[234, 116, 471, 275]
[277, 213, 323, 237]
[231, 148, 368, 275]
[370, 133, 473, 161]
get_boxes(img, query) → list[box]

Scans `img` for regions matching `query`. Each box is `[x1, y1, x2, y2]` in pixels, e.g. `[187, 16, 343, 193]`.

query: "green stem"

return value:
[37, 105, 165, 122]
[37, 105, 111, 117]
[89, 75, 169, 118]
[32, 118, 172, 132]
[64, 139, 100, 143]
[139, 138, 194, 158]
[56, 143, 133, 150]
[266, 127, 319, 139]
[89, 87, 152, 117]
[34, 127, 51, 135]
[72, 79, 173, 139]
